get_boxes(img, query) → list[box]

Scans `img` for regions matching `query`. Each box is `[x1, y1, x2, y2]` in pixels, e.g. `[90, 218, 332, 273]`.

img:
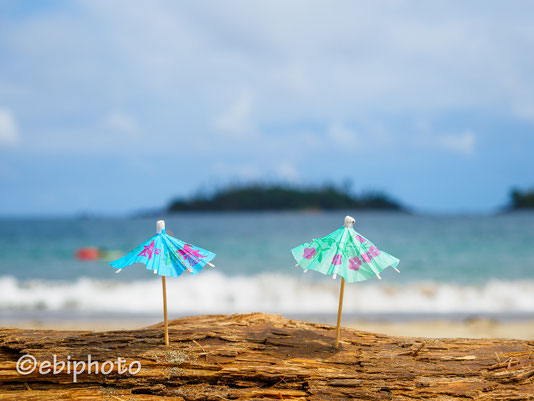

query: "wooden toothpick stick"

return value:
[162, 276, 169, 346]
[334, 277, 345, 349]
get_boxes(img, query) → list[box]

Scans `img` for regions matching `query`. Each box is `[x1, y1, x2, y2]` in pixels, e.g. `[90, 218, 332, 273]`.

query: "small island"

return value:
[168, 184, 404, 212]
[510, 188, 534, 209]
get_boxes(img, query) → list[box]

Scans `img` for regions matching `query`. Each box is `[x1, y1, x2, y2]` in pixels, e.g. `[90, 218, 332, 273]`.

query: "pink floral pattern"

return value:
[178, 243, 206, 266]
[303, 247, 316, 259]
[349, 256, 362, 271]
[361, 252, 372, 263]
[369, 246, 380, 257]
[332, 254, 342, 265]
[138, 240, 156, 260]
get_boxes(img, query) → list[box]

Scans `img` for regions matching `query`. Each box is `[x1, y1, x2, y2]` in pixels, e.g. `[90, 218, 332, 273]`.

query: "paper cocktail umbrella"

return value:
[292, 216, 399, 348]
[110, 220, 216, 346]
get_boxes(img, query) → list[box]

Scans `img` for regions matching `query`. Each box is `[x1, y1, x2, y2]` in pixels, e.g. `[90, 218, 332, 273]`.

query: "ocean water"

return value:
[0, 211, 533, 320]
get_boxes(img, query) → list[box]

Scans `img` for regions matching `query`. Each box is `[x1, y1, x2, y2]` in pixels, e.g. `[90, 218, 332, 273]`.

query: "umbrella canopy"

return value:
[292, 216, 399, 282]
[291, 216, 399, 348]
[110, 220, 216, 346]
[110, 224, 215, 277]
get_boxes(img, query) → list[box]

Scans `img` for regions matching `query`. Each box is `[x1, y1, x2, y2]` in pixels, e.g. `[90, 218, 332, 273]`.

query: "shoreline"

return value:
[345, 318, 534, 340]
[2, 313, 533, 340]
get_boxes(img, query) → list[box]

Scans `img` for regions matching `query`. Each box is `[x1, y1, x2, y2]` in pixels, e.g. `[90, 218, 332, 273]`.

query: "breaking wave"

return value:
[0, 272, 533, 316]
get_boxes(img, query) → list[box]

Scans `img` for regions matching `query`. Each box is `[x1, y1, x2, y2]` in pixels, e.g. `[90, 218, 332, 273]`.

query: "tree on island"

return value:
[510, 188, 534, 209]
[168, 184, 404, 212]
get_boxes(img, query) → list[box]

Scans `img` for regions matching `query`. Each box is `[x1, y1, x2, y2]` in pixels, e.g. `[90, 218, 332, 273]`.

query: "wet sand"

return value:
[346, 318, 534, 340]
[2, 316, 534, 340]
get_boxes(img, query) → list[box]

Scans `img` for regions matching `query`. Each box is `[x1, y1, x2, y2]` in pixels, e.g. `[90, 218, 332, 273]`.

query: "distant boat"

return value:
[75, 247, 122, 261]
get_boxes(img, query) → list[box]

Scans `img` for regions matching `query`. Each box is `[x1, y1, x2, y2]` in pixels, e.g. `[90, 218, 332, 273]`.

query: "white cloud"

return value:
[512, 103, 534, 123]
[214, 91, 256, 138]
[0, 109, 19, 146]
[275, 161, 299, 181]
[105, 111, 141, 136]
[438, 131, 477, 155]
[1, 0, 533, 158]
[212, 162, 262, 181]
[277, 63, 312, 95]
[328, 122, 359, 149]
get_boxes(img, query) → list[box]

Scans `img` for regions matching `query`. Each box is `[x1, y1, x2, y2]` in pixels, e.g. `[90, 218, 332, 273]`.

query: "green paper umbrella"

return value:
[292, 216, 400, 348]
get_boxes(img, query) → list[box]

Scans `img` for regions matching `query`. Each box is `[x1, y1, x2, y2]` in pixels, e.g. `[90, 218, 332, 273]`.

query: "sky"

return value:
[1, 0, 533, 215]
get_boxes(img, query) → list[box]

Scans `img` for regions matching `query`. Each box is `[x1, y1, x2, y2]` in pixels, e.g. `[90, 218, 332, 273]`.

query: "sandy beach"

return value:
[2, 316, 534, 340]
[346, 318, 534, 340]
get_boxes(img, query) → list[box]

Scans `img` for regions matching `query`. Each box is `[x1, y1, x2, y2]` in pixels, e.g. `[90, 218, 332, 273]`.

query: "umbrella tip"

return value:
[156, 220, 165, 234]
[344, 216, 355, 228]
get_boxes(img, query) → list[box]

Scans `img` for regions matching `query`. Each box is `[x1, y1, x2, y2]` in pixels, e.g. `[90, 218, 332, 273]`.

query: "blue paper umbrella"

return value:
[110, 220, 216, 345]
[110, 224, 215, 277]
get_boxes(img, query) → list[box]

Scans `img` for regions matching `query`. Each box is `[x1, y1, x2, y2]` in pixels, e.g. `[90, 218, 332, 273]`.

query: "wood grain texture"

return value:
[1, 313, 533, 400]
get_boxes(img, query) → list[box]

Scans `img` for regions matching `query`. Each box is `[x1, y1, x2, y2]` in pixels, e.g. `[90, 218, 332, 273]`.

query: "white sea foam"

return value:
[0, 272, 533, 315]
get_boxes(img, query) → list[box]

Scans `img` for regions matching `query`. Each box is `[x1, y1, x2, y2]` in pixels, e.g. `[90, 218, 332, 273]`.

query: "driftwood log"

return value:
[0, 313, 533, 400]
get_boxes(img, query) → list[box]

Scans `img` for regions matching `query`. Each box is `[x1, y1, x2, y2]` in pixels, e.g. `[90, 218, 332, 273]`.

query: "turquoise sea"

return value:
[0, 212, 533, 321]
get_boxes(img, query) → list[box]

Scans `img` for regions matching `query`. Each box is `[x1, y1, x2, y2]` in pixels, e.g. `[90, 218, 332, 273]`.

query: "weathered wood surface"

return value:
[0, 313, 533, 400]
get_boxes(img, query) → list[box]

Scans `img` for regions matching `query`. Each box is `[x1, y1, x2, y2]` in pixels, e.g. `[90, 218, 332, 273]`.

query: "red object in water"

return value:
[76, 247, 100, 261]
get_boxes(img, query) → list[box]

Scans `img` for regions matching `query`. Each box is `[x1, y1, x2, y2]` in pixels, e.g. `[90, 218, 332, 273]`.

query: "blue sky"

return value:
[1, 0, 533, 215]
